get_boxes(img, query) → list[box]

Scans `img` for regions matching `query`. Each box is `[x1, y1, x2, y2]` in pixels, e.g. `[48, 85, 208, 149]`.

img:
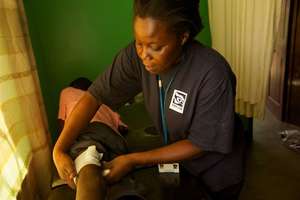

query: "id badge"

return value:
[158, 163, 180, 173]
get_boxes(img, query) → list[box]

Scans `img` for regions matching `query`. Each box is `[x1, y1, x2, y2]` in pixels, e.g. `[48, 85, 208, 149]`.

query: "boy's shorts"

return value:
[68, 122, 128, 177]
[69, 122, 128, 161]
[68, 122, 146, 200]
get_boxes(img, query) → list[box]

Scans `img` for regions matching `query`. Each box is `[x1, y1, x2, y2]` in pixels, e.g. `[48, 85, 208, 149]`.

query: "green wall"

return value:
[23, 0, 211, 142]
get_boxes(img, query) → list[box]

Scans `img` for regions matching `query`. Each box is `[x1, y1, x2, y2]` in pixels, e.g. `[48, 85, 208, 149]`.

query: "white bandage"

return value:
[74, 145, 103, 175]
[102, 169, 111, 177]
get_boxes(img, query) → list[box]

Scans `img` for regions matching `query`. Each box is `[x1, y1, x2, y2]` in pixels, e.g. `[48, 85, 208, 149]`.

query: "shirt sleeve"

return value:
[188, 61, 236, 154]
[88, 42, 142, 109]
[58, 89, 67, 120]
[108, 109, 123, 128]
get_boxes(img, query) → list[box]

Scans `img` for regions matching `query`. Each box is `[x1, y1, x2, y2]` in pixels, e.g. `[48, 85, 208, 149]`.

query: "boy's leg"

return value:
[76, 164, 106, 200]
[71, 145, 106, 200]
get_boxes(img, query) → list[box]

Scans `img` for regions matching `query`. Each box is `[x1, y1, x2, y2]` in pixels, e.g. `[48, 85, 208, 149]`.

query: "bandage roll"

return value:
[74, 145, 103, 175]
[102, 169, 111, 177]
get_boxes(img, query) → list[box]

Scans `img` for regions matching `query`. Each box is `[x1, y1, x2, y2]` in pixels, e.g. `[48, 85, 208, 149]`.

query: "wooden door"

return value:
[285, 0, 300, 126]
[267, 0, 291, 120]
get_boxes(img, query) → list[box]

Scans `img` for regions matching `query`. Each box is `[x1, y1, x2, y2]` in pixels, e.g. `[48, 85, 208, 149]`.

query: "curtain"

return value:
[208, 0, 290, 118]
[0, 0, 52, 199]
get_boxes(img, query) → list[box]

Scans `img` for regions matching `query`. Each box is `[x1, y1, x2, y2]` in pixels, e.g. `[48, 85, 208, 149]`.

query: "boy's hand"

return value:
[53, 149, 77, 189]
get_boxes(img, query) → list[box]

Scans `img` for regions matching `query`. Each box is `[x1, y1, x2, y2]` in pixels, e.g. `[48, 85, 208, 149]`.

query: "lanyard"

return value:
[157, 74, 176, 145]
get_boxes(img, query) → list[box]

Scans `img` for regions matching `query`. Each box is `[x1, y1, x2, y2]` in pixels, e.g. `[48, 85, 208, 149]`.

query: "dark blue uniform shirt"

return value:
[88, 40, 245, 192]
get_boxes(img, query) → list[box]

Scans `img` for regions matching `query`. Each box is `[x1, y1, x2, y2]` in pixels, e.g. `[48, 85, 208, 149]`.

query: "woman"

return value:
[53, 0, 245, 199]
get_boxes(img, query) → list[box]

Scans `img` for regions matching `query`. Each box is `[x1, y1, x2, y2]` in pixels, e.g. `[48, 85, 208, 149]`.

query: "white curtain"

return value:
[0, 0, 52, 199]
[208, 0, 290, 118]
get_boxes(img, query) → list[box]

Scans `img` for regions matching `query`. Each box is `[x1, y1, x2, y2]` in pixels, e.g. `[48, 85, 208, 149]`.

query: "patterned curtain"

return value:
[208, 0, 290, 118]
[0, 0, 52, 199]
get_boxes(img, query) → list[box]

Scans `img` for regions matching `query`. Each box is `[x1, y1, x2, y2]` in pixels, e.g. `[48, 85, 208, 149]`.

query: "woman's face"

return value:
[134, 16, 184, 74]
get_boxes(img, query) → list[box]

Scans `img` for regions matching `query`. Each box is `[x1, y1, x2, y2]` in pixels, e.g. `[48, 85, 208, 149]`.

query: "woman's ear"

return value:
[181, 32, 190, 45]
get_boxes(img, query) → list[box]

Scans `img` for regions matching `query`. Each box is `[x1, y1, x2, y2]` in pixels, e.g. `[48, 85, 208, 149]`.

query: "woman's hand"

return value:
[103, 140, 203, 183]
[53, 149, 77, 189]
[103, 154, 136, 183]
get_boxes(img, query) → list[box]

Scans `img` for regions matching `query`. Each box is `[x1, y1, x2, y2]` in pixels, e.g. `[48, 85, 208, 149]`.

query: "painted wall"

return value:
[23, 0, 211, 141]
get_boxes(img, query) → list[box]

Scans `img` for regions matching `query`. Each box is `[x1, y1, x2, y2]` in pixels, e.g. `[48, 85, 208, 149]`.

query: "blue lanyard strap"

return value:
[157, 74, 177, 145]
[157, 76, 168, 144]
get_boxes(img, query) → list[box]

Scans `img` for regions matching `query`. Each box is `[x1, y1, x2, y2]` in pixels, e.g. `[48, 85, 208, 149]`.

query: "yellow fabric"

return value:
[208, 0, 288, 118]
[0, 0, 51, 199]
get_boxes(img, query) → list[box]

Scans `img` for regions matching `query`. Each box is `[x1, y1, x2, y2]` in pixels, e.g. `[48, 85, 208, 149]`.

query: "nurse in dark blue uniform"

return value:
[53, 0, 246, 199]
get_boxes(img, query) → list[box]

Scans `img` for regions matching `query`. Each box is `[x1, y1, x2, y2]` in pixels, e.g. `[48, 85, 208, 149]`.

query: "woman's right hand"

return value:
[53, 148, 77, 189]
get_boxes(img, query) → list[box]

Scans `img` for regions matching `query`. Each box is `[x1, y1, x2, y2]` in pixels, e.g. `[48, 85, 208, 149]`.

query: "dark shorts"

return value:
[69, 122, 128, 161]
[68, 122, 146, 200]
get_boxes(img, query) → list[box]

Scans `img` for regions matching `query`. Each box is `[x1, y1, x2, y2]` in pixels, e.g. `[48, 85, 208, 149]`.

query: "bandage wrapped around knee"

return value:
[74, 145, 103, 174]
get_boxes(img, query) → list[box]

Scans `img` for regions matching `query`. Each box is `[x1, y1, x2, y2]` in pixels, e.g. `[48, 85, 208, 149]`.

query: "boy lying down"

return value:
[55, 78, 145, 200]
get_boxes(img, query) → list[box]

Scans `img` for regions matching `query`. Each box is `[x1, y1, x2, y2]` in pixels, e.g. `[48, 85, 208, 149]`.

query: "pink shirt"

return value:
[58, 87, 126, 133]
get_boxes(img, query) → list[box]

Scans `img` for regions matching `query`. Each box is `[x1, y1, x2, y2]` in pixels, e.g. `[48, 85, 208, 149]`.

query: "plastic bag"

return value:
[279, 129, 300, 153]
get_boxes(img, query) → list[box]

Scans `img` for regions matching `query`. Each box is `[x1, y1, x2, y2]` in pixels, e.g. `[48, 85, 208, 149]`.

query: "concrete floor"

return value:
[240, 110, 300, 200]
[48, 106, 300, 200]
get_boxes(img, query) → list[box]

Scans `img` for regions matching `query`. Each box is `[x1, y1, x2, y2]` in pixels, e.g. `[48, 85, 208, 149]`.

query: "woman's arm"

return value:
[104, 139, 203, 183]
[130, 139, 203, 165]
[54, 92, 100, 152]
[53, 92, 101, 187]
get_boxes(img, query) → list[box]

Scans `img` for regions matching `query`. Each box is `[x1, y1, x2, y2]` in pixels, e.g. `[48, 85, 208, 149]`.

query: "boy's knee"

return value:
[76, 165, 106, 200]
[78, 164, 104, 185]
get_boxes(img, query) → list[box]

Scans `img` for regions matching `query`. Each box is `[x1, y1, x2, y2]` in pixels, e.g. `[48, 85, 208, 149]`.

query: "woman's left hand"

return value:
[103, 154, 135, 183]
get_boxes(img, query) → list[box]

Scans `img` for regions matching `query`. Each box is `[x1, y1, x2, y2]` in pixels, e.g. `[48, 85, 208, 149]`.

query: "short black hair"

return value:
[69, 77, 92, 91]
[133, 0, 203, 41]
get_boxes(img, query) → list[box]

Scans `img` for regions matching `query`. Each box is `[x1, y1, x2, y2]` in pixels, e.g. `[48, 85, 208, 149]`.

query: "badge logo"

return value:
[169, 89, 187, 114]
